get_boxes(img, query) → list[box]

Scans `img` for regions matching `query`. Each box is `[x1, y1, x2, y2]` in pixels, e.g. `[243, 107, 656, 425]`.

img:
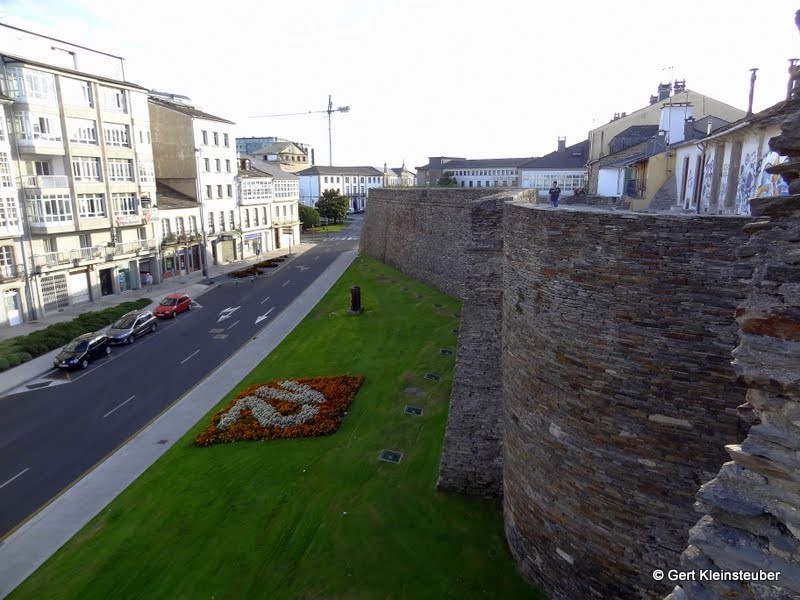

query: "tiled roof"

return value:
[242, 155, 298, 180]
[596, 137, 667, 169]
[156, 181, 200, 210]
[519, 139, 590, 170]
[0, 53, 148, 91]
[253, 141, 304, 155]
[148, 96, 235, 125]
[297, 165, 383, 177]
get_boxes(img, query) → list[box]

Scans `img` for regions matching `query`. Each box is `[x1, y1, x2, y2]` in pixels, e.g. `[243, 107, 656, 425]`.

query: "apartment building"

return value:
[148, 98, 239, 266]
[297, 165, 383, 211]
[0, 25, 159, 326]
[0, 93, 25, 326]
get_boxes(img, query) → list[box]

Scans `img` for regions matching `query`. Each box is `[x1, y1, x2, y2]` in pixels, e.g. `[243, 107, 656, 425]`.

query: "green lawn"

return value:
[11, 255, 542, 600]
[303, 222, 347, 234]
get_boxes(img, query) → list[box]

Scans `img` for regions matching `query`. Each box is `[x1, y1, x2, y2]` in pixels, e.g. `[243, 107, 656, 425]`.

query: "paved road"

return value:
[0, 220, 360, 540]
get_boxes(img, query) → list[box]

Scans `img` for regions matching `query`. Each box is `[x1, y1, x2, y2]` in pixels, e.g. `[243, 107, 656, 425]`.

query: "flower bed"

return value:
[196, 375, 365, 446]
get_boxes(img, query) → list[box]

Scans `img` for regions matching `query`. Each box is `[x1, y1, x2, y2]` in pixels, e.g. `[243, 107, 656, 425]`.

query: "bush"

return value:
[299, 204, 320, 231]
[0, 357, 9, 371]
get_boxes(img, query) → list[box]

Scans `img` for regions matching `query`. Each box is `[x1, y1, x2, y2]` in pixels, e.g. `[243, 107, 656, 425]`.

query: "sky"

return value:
[1, 0, 799, 171]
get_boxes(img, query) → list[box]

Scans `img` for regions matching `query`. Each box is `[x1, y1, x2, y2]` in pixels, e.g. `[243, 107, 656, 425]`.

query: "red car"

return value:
[153, 293, 192, 319]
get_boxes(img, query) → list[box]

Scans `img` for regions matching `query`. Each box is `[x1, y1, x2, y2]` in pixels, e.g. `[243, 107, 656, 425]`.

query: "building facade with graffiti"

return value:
[672, 99, 793, 215]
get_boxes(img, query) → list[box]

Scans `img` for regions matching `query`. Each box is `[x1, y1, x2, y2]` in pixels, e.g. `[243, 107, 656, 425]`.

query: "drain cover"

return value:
[379, 450, 403, 463]
[404, 406, 423, 416]
[157, 439, 168, 445]
[424, 373, 441, 381]
[451, 329, 460, 335]
[440, 349, 453, 356]
[433, 303, 443, 308]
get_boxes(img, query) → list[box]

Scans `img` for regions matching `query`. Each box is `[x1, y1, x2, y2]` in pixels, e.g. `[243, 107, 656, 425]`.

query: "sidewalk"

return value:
[0, 244, 358, 599]
[0, 239, 319, 397]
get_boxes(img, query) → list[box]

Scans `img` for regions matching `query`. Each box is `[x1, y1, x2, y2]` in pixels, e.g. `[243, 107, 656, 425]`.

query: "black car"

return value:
[54, 333, 111, 370]
[107, 309, 158, 345]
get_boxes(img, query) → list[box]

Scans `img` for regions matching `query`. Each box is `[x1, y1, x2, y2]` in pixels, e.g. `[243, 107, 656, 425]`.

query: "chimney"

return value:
[707, 120, 713, 135]
[557, 137, 566, 152]
[649, 94, 659, 105]
[658, 82, 672, 101]
[683, 116, 695, 142]
[673, 79, 686, 93]
[747, 68, 758, 115]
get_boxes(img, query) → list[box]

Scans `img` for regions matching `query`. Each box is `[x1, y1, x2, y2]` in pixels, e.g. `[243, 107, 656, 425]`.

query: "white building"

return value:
[383, 161, 416, 187]
[236, 156, 300, 256]
[415, 156, 534, 188]
[148, 97, 240, 266]
[0, 93, 25, 326]
[0, 24, 159, 325]
[519, 138, 589, 196]
[155, 181, 202, 278]
[237, 137, 314, 172]
[297, 165, 383, 211]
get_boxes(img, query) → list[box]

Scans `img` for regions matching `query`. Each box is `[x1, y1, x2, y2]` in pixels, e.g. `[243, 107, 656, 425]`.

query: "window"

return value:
[226, 159, 231, 173]
[223, 133, 229, 147]
[226, 184, 232, 198]
[0, 197, 20, 230]
[253, 209, 259, 226]
[217, 185, 223, 198]
[67, 118, 98, 144]
[162, 219, 172, 237]
[103, 123, 129, 147]
[244, 209, 250, 228]
[188, 216, 198, 235]
[112, 193, 137, 215]
[72, 157, 102, 181]
[215, 159, 221, 172]
[43, 237, 57, 253]
[204, 158, 210, 172]
[7, 66, 57, 103]
[175, 217, 185, 235]
[206, 185, 212, 199]
[78, 193, 106, 217]
[79, 233, 91, 248]
[336, 177, 340, 183]
[0, 246, 15, 278]
[0, 153, 11, 187]
[202, 131, 208, 145]
[263, 207, 268, 223]
[275, 206, 280, 217]
[61, 78, 94, 108]
[138, 227, 147, 240]
[229, 210, 235, 230]
[324, 176, 328, 183]
[283, 205, 287, 217]
[26, 192, 73, 223]
[208, 211, 215, 234]
[138, 161, 155, 184]
[107, 159, 133, 181]
[219, 213, 224, 231]
[34, 160, 51, 175]
[345, 177, 350, 183]
[99, 86, 126, 112]
[213, 132, 219, 146]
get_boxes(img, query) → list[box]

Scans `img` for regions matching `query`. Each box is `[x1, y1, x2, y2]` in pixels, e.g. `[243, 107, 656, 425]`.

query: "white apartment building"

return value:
[0, 93, 25, 326]
[297, 165, 383, 211]
[148, 98, 240, 266]
[0, 25, 159, 325]
[237, 156, 300, 256]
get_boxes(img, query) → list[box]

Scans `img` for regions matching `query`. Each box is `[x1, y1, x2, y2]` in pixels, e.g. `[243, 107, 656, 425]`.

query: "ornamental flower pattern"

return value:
[196, 375, 365, 446]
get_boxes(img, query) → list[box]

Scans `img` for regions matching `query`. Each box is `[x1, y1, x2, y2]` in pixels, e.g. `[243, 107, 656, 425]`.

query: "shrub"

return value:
[0, 357, 9, 371]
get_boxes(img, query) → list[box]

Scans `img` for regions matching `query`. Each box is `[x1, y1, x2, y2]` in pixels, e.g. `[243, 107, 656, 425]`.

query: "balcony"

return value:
[20, 175, 70, 189]
[161, 233, 199, 246]
[272, 215, 299, 226]
[0, 264, 23, 282]
[113, 239, 157, 256]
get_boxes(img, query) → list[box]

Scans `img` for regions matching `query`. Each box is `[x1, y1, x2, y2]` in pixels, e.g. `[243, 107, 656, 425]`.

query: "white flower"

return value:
[218, 381, 327, 430]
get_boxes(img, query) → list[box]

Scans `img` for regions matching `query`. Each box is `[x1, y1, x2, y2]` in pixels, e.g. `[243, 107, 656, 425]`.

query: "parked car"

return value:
[153, 293, 192, 319]
[54, 333, 111, 370]
[107, 309, 158, 345]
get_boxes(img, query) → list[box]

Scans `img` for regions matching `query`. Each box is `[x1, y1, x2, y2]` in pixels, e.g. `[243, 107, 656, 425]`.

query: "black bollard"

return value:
[349, 286, 363, 314]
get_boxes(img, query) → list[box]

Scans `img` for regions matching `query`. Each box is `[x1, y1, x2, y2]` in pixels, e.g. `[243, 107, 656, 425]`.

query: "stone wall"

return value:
[667, 195, 800, 599]
[360, 187, 517, 496]
[502, 203, 755, 599]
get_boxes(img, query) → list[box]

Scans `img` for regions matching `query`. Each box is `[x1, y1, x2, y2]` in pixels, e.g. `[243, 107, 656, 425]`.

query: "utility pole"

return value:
[250, 95, 350, 166]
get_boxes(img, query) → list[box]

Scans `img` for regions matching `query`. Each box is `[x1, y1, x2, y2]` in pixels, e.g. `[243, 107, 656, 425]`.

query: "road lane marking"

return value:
[0, 468, 29, 490]
[260, 295, 271, 305]
[181, 349, 200, 364]
[226, 320, 240, 330]
[282, 280, 290, 287]
[103, 395, 136, 419]
[256, 307, 275, 325]
[313, 256, 319, 261]
[217, 306, 241, 323]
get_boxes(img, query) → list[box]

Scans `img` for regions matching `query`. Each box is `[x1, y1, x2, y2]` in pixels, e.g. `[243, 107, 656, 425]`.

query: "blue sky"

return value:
[1, 0, 799, 170]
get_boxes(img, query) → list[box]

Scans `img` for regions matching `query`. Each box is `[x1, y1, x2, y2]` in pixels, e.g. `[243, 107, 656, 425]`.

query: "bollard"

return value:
[349, 286, 363, 314]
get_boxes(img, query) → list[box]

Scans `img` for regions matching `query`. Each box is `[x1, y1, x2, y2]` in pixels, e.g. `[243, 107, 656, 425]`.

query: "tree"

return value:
[315, 189, 349, 223]
[299, 204, 321, 231]
[437, 171, 457, 187]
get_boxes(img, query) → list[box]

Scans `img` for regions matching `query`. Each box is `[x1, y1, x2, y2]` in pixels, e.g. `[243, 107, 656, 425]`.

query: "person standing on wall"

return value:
[549, 181, 562, 208]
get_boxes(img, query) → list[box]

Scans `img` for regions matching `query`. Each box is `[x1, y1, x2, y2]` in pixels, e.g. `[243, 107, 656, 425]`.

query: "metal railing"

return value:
[0, 264, 22, 280]
[20, 175, 70, 188]
[32, 240, 157, 267]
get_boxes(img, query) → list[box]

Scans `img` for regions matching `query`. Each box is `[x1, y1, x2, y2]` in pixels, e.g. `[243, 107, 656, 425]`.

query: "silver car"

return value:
[107, 309, 158, 345]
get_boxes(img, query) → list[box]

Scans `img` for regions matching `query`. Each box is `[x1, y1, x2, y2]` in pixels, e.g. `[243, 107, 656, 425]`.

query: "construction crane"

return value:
[250, 94, 350, 166]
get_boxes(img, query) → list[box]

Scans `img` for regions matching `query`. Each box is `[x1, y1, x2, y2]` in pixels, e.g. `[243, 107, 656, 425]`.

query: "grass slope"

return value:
[11, 256, 542, 600]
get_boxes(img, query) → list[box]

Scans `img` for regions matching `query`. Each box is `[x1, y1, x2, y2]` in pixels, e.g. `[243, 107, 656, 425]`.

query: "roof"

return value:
[596, 137, 667, 169]
[148, 96, 235, 125]
[435, 157, 537, 170]
[155, 181, 200, 210]
[242, 155, 298, 180]
[0, 52, 148, 91]
[390, 167, 414, 176]
[519, 139, 590, 170]
[297, 165, 383, 177]
[0, 91, 11, 103]
[253, 141, 305, 155]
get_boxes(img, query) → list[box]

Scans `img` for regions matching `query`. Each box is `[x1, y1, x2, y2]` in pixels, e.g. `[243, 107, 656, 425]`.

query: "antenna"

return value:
[250, 95, 350, 166]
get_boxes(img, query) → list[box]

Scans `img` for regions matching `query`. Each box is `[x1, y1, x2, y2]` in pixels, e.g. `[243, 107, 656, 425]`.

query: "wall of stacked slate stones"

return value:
[501, 202, 756, 599]
[665, 195, 800, 600]
[359, 187, 516, 496]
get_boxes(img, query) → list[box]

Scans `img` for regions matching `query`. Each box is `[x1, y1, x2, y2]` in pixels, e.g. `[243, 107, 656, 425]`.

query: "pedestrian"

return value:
[144, 272, 153, 292]
[549, 181, 562, 208]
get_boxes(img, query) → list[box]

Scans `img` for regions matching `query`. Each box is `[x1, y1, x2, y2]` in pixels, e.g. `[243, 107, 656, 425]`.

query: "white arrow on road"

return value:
[256, 307, 274, 325]
[295, 265, 310, 271]
[217, 306, 241, 323]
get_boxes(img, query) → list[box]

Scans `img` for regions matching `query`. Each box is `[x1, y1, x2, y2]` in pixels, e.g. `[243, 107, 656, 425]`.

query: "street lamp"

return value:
[194, 148, 209, 279]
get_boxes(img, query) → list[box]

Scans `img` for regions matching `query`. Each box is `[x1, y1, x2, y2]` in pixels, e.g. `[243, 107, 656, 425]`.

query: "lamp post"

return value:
[194, 148, 209, 279]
